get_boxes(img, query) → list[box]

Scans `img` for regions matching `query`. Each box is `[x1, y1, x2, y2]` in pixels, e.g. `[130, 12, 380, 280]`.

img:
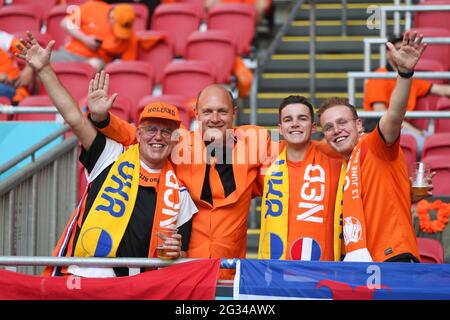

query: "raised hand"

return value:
[87, 70, 118, 119]
[386, 30, 427, 73]
[15, 31, 55, 72]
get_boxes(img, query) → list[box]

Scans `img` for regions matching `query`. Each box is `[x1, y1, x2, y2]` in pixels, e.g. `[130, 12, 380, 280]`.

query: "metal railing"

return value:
[0, 132, 79, 274]
[347, 71, 450, 105]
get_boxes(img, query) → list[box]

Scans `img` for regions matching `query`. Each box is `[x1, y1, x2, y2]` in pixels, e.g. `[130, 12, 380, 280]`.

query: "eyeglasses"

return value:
[322, 118, 357, 134]
[139, 125, 174, 139]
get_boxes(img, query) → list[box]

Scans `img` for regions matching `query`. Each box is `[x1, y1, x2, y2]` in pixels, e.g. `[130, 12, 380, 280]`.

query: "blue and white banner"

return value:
[234, 260, 450, 300]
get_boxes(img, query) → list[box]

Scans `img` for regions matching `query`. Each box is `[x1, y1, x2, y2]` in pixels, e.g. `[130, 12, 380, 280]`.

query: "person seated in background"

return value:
[51, 0, 138, 71]
[0, 31, 33, 104]
[17, 32, 197, 278]
[363, 34, 450, 155]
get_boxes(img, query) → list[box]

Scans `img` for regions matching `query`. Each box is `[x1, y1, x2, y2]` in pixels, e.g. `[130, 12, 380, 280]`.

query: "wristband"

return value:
[398, 70, 414, 79]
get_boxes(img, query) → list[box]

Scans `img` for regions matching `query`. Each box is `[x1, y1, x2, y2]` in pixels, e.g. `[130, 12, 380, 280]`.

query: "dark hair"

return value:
[317, 97, 358, 121]
[278, 95, 314, 123]
[387, 34, 403, 45]
[195, 85, 235, 109]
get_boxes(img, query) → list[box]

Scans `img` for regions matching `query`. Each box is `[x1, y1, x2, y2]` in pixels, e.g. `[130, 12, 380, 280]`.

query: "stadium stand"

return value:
[435, 97, 450, 132]
[400, 134, 418, 175]
[422, 133, 450, 159]
[0, 96, 11, 121]
[414, 1, 450, 30]
[417, 237, 445, 264]
[45, 5, 70, 50]
[0, 4, 42, 34]
[15, 95, 56, 121]
[11, 0, 57, 19]
[112, 2, 149, 31]
[422, 155, 450, 195]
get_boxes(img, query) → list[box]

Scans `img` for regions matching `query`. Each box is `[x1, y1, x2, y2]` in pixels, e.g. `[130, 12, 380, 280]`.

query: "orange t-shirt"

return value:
[65, 0, 137, 62]
[359, 127, 419, 261]
[363, 67, 432, 111]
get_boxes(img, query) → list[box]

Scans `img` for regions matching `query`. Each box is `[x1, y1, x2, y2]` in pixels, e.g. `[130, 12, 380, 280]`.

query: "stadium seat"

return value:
[11, 0, 57, 18]
[0, 4, 43, 34]
[207, 4, 256, 55]
[136, 94, 193, 128]
[104, 61, 154, 119]
[412, 27, 450, 70]
[400, 134, 418, 175]
[176, 0, 205, 18]
[151, 3, 201, 57]
[15, 95, 57, 121]
[162, 60, 215, 98]
[111, 3, 148, 31]
[186, 30, 236, 83]
[408, 96, 430, 132]
[435, 97, 450, 133]
[422, 155, 450, 195]
[414, 2, 450, 30]
[422, 133, 450, 159]
[80, 94, 132, 122]
[0, 96, 11, 121]
[39, 62, 96, 101]
[136, 30, 173, 84]
[416, 237, 445, 264]
[65, 0, 87, 5]
[45, 5, 70, 50]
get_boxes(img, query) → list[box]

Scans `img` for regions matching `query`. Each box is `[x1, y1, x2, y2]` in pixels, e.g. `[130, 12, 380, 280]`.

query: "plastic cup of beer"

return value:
[156, 226, 179, 260]
[411, 162, 432, 197]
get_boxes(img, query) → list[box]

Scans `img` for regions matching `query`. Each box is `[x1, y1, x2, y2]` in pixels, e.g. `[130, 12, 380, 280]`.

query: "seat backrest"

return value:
[414, 3, 450, 30]
[105, 61, 154, 119]
[12, 0, 57, 18]
[136, 94, 192, 128]
[16, 95, 57, 121]
[186, 30, 236, 83]
[435, 97, 450, 133]
[423, 155, 450, 195]
[422, 133, 450, 159]
[136, 30, 173, 84]
[39, 62, 96, 101]
[0, 4, 42, 33]
[408, 96, 429, 131]
[46, 4, 70, 50]
[416, 237, 445, 264]
[412, 27, 450, 70]
[162, 60, 215, 98]
[207, 3, 256, 55]
[400, 134, 418, 176]
[152, 3, 201, 57]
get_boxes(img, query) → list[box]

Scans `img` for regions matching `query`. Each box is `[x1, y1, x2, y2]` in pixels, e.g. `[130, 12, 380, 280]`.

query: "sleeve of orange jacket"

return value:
[93, 112, 138, 146]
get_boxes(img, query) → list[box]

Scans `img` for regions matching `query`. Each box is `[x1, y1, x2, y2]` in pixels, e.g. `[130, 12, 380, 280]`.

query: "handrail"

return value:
[363, 37, 450, 72]
[0, 106, 59, 114]
[347, 71, 450, 105]
[357, 111, 450, 119]
[249, 0, 305, 125]
[0, 256, 238, 269]
[0, 125, 71, 176]
[379, 4, 450, 67]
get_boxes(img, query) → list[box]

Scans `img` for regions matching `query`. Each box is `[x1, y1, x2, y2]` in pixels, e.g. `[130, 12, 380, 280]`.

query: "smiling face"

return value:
[136, 118, 179, 169]
[279, 103, 316, 147]
[195, 85, 237, 143]
[319, 105, 363, 159]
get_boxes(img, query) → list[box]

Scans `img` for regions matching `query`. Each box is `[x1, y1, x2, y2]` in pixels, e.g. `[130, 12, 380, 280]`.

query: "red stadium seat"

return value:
[151, 3, 201, 57]
[46, 5, 70, 50]
[417, 237, 445, 264]
[105, 61, 154, 120]
[162, 60, 215, 98]
[414, 2, 450, 30]
[408, 96, 430, 132]
[136, 30, 173, 84]
[15, 95, 57, 121]
[136, 94, 193, 128]
[422, 155, 450, 195]
[412, 27, 450, 70]
[11, 0, 57, 18]
[176, 0, 205, 18]
[0, 4, 43, 34]
[435, 97, 450, 133]
[207, 4, 256, 55]
[39, 62, 96, 101]
[65, 0, 87, 5]
[111, 3, 148, 31]
[422, 133, 450, 159]
[186, 30, 236, 83]
[0, 96, 11, 121]
[400, 134, 418, 175]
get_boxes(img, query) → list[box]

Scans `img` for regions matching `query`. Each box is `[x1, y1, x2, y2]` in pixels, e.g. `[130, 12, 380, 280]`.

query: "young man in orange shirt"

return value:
[318, 31, 427, 262]
[51, 0, 138, 71]
[258, 96, 342, 262]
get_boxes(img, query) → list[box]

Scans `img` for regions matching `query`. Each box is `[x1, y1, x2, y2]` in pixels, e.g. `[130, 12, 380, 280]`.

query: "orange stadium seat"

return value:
[417, 237, 445, 264]
[422, 133, 450, 158]
[105, 61, 154, 119]
[136, 30, 173, 84]
[0, 4, 42, 34]
[435, 97, 450, 133]
[400, 134, 418, 175]
[11, 0, 57, 18]
[39, 62, 96, 101]
[15, 95, 57, 121]
[414, 2, 450, 30]
[151, 3, 201, 57]
[46, 5, 70, 50]
[162, 60, 215, 98]
[207, 3, 256, 55]
[422, 155, 450, 195]
[136, 94, 193, 128]
[186, 30, 236, 83]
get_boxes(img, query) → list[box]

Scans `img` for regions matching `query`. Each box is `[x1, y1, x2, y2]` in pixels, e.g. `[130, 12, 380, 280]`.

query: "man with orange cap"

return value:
[17, 32, 197, 277]
[51, 0, 138, 71]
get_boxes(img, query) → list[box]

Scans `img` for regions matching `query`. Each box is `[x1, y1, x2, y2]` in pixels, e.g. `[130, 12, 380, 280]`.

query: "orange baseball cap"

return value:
[112, 4, 135, 40]
[139, 102, 181, 127]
